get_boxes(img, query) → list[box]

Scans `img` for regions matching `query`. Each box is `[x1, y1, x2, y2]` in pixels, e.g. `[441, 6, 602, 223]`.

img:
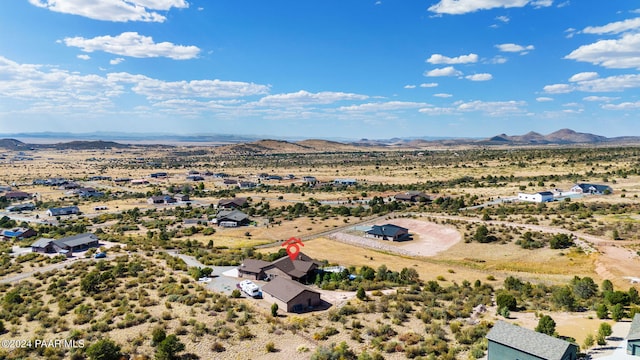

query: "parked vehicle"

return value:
[238, 280, 261, 298]
[94, 252, 107, 259]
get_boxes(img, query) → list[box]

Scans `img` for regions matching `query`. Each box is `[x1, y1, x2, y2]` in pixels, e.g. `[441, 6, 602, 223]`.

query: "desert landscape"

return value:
[0, 136, 637, 359]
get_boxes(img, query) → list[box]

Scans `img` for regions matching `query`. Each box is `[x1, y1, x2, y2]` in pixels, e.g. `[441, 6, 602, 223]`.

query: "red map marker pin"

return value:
[282, 237, 304, 261]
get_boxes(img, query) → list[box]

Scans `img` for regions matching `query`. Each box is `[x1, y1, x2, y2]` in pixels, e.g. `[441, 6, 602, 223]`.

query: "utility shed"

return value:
[628, 313, 640, 355]
[486, 321, 578, 360]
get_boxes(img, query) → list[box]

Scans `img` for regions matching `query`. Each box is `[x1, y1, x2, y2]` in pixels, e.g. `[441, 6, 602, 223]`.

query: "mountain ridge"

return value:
[1, 129, 640, 151]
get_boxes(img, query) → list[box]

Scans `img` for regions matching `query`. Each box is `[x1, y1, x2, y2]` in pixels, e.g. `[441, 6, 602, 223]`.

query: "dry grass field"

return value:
[1, 143, 640, 359]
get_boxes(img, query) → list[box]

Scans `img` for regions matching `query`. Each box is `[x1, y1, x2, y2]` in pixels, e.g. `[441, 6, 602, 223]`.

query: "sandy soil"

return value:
[328, 218, 461, 257]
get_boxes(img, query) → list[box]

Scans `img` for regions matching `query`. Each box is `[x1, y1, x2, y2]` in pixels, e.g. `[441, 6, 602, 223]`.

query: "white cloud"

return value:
[28, 0, 188, 22]
[583, 96, 618, 102]
[457, 100, 527, 116]
[573, 74, 640, 92]
[569, 72, 598, 82]
[110, 58, 125, 65]
[420, 82, 439, 88]
[77, 54, 91, 60]
[434, 93, 453, 98]
[63, 32, 200, 60]
[602, 101, 640, 110]
[428, 0, 544, 15]
[582, 17, 640, 35]
[496, 43, 535, 54]
[496, 15, 510, 23]
[536, 97, 553, 102]
[465, 73, 493, 81]
[256, 90, 368, 107]
[489, 56, 508, 64]
[531, 0, 553, 7]
[0, 56, 271, 114]
[426, 53, 478, 64]
[565, 32, 640, 69]
[404, 85, 416, 89]
[543, 84, 573, 93]
[338, 101, 429, 112]
[424, 66, 462, 77]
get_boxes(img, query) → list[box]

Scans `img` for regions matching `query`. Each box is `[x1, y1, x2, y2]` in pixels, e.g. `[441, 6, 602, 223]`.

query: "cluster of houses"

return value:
[517, 183, 613, 203]
[147, 194, 190, 205]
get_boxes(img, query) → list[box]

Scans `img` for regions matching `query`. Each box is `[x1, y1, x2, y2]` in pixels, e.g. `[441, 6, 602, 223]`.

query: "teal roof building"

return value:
[487, 321, 578, 360]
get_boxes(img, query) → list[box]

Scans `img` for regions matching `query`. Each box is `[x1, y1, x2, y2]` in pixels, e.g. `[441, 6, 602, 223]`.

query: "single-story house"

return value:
[571, 183, 612, 195]
[223, 179, 238, 185]
[149, 172, 168, 178]
[394, 191, 430, 203]
[31, 233, 99, 254]
[186, 175, 204, 181]
[47, 206, 80, 217]
[486, 320, 578, 360]
[31, 238, 56, 253]
[216, 210, 250, 227]
[1, 227, 37, 240]
[76, 187, 104, 198]
[237, 259, 272, 280]
[114, 178, 131, 183]
[218, 197, 247, 209]
[366, 224, 410, 241]
[130, 179, 149, 185]
[238, 181, 257, 189]
[147, 195, 177, 204]
[0, 186, 12, 192]
[261, 276, 322, 313]
[6, 203, 35, 212]
[238, 252, 321, 282]
[302, 176, 317, 184]
[174, 193, 190, 202]
[628, 313, 640, 356]
[4, 191, 31, 201]
[60, 182, 80, 190]
[88, 176, 111, 181]
[213, 173, 229, 178]
[518, 191, 554, 203]
[333, 178, 357, 186]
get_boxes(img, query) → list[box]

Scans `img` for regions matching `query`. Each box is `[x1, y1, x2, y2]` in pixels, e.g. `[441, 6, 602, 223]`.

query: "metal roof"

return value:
[487, 321, 577, 360]
[628, 314, 640, 341]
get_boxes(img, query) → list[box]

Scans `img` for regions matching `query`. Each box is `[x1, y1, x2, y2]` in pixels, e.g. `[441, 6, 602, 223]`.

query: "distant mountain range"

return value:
[1, 129, 640, 152]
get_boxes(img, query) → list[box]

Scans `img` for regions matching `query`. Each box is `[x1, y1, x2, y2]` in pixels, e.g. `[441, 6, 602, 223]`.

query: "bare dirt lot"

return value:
[328, 218, 461, 257]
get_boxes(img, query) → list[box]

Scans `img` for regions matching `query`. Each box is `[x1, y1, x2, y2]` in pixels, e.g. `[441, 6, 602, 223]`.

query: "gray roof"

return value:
[628, 314, 640, 341]
[47, 206, 79, 216]
[261, 276, 319, 303]
[216, 210, 249, 222]
[367, 224, 408, 237]
[487, 321, 577, 360]
[538, 191, 554, 196]
[31, 238, 54, 248]
[53, 233, 98, 248]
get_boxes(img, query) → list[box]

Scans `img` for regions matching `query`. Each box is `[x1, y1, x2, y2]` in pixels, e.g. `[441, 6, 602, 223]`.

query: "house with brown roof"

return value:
[238, 252, 320, 282]
[261, 276, 322, 313]
[4, 191, 31, 201]
[394, 191, 430, 203]
[218, 197, 247, 209]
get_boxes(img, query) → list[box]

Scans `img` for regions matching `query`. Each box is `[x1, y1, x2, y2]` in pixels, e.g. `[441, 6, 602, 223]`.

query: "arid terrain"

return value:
[0, 139, 639, 359]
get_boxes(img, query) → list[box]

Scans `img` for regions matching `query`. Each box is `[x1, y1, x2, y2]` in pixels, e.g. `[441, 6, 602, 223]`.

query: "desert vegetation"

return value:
[0, 143, 639, 358]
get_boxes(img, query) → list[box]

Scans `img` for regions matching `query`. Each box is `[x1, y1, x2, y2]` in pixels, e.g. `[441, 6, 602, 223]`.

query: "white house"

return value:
[518, 191, 554, 203]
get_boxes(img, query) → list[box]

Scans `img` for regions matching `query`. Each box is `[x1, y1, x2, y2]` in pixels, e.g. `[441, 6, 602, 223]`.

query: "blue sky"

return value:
[1, 0, 640, 139]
